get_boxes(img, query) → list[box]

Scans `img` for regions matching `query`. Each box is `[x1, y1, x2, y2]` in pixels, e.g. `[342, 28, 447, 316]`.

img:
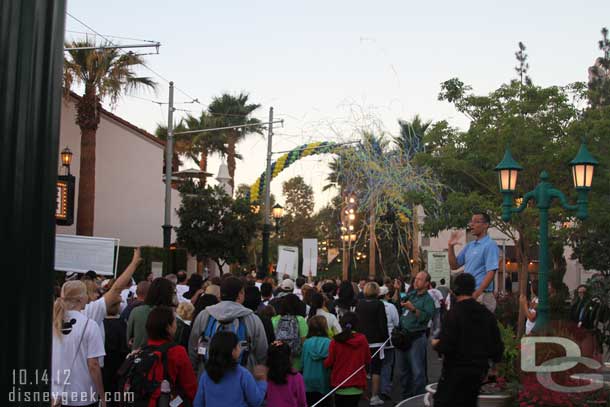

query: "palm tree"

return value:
[207, 93, 262, 191]
[155, 112, 228, 185]
[181, 112, 227, 183]
[395, 114, 432, 159]
[394, 115, 432, 274]
[64, 40, 156, 235]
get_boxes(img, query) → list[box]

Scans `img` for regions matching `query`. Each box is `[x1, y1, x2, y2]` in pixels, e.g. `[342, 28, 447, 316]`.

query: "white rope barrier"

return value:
[310, 336, 392, 407]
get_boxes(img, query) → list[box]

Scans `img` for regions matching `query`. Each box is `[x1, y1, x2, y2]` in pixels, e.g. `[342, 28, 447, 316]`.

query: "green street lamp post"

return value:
[495, 143, 598, 331]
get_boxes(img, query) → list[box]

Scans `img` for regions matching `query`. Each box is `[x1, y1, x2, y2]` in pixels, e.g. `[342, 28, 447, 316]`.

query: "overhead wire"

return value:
[66, 12, 201, 105]
[65, 29, 159, 44]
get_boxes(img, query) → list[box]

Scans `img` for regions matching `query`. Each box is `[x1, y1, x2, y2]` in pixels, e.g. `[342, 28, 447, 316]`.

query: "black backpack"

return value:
[116, 342, 176, 407]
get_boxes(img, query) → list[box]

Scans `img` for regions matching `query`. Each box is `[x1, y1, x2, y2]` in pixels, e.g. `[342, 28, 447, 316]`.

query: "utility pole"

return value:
[162, 82, 174, 249]
[261, 107, 274, 277]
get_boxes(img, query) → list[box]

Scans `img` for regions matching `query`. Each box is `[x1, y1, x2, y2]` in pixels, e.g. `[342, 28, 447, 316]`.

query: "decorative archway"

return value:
[248, 141, 343, 203]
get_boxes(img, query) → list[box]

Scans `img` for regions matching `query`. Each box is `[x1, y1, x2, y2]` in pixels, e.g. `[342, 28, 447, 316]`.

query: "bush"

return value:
[495, 292, 519, 330]
[116, 246, 187, 282]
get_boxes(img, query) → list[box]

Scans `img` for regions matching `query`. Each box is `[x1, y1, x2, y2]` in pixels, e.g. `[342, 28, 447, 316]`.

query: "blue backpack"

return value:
[198, 315, 250, 365]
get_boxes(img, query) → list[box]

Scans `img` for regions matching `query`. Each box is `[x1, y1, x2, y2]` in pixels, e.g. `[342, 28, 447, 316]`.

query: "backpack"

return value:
[116, 342, 176, 407]
[274, 315, 302, 356]
[198, 315, 250, 365]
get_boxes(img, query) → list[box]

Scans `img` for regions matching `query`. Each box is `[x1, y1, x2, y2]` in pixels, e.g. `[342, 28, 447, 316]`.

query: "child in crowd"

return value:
[266, 341, 307, 407]
[324, 312, 371, 407]
[193, 331, 267, 407]
[301, 316, 332, 407]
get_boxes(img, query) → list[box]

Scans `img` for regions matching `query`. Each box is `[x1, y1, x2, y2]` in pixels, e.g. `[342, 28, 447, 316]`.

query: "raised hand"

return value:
[448, 230, 462, 247]
[131, 247, 143, 265]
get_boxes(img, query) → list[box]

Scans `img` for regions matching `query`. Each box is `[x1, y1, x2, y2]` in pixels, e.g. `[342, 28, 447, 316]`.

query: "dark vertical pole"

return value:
[0, 0, 66, 401]
[261, 107, 273, 277]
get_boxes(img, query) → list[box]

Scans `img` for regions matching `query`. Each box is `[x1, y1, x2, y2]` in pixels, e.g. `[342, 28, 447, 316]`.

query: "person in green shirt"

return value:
[271, 293, 308, 371]
[396, 271, 435, 400]
[127, 277, 176, 349]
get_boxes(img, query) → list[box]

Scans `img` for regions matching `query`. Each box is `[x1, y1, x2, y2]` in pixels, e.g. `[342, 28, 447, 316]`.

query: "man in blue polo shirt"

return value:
[448, 212, 499, 312]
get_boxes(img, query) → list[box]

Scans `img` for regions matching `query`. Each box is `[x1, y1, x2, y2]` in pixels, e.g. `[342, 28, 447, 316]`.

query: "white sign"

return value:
[151, 262, 163, 279]
[302, 239, 318, 277]
[426, 251, 450, 284]
[277, 245, 299, 279]
[55, 234, 119, 276]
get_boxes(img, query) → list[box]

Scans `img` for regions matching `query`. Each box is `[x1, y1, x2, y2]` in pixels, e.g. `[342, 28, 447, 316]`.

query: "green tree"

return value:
[207, 93, 262, 190]
[569, 97, 610, 275]
[175, 181, 260, 271]
[63, 40, 156, 235]
[419, 76, 584, 334]
[178, 112, 228, 184]
[515, 41, 532, 86]
[279, 176, 317, 248]
[588, 27, 610, 108]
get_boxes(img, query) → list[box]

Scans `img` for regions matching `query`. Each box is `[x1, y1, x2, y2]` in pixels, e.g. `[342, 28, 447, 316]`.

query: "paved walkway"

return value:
[357, 343, 442, 406]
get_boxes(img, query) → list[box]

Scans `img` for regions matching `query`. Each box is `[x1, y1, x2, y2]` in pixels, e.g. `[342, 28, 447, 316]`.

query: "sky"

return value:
[65, 0, 609, 210]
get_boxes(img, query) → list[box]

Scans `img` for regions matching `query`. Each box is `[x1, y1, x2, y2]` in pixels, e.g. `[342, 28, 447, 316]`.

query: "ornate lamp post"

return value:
[495, 143, 598, 330]
[272, 203, 284, 234]
[60, 146, 73, 175]
[341, 193, 357, 280]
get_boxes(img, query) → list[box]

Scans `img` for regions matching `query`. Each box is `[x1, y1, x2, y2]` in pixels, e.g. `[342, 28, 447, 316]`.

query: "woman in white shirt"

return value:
[521, 287, 538, 335]
[52, 281, 106, 407]
[308, 291, 342, 336]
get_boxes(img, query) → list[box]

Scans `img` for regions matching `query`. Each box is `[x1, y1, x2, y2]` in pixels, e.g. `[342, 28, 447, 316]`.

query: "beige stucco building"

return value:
[56, 93, 197, 273]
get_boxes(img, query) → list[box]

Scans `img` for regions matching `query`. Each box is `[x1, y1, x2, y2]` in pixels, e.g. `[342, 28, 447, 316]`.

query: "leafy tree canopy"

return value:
[175, 181, 260, 270]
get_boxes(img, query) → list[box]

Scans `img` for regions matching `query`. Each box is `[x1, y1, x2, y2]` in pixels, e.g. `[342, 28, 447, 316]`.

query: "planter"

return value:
[424, 383, 512, 407]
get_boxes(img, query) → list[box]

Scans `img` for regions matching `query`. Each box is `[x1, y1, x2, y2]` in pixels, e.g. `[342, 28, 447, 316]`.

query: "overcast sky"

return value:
[65, 1, 609, 210]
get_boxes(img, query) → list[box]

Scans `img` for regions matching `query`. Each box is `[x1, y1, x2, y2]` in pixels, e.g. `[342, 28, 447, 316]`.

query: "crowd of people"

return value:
[50, 211, 596, 407]
[52, 245, 458, 407]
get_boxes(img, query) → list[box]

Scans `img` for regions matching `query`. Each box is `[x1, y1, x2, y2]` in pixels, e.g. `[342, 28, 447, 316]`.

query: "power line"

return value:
[65, 29, 158, 44]
[66, 12, 201, 104]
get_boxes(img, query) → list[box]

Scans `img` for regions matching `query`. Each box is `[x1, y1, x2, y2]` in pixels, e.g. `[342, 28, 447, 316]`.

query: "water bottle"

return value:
[157, 379, 171, 407]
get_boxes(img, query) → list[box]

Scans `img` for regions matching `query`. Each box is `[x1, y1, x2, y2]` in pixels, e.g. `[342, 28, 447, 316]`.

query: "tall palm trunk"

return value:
[227, 130, 237, 191]
[75, 85, 100, 236]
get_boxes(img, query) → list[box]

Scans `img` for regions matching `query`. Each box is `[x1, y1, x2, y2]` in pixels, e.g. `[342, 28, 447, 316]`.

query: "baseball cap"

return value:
[379, 286, 389, 296]
[280, 279, 294, 292]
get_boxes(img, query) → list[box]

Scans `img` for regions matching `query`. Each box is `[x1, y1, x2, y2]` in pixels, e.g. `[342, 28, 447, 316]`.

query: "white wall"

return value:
[56, 98, 183, 250]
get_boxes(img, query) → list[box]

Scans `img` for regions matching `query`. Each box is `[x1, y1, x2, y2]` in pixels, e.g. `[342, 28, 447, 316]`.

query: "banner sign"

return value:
[55, 234, 119, 276]
[327, 248, 339, 264]
[56, 175, 75, 225]
[302, 239, 318, 277]
[277, 245, 298, 279]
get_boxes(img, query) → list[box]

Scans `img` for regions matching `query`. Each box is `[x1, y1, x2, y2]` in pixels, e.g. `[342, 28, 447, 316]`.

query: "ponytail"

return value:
[53, 297, 66, 338]
[334, 311, 358, 343]
[53, 281, 87, 339]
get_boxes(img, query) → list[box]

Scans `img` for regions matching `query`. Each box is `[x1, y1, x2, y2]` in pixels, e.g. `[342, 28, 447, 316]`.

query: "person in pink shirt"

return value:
[266, 341, 307, 407]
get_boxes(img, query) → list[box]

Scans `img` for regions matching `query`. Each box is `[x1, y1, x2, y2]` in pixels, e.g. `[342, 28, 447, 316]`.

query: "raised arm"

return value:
[104, 248, 142, 310]
[447, 231, 462, 270]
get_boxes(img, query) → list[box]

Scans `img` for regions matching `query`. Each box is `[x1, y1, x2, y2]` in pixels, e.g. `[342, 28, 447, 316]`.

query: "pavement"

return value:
[356, 343, 443, 407]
